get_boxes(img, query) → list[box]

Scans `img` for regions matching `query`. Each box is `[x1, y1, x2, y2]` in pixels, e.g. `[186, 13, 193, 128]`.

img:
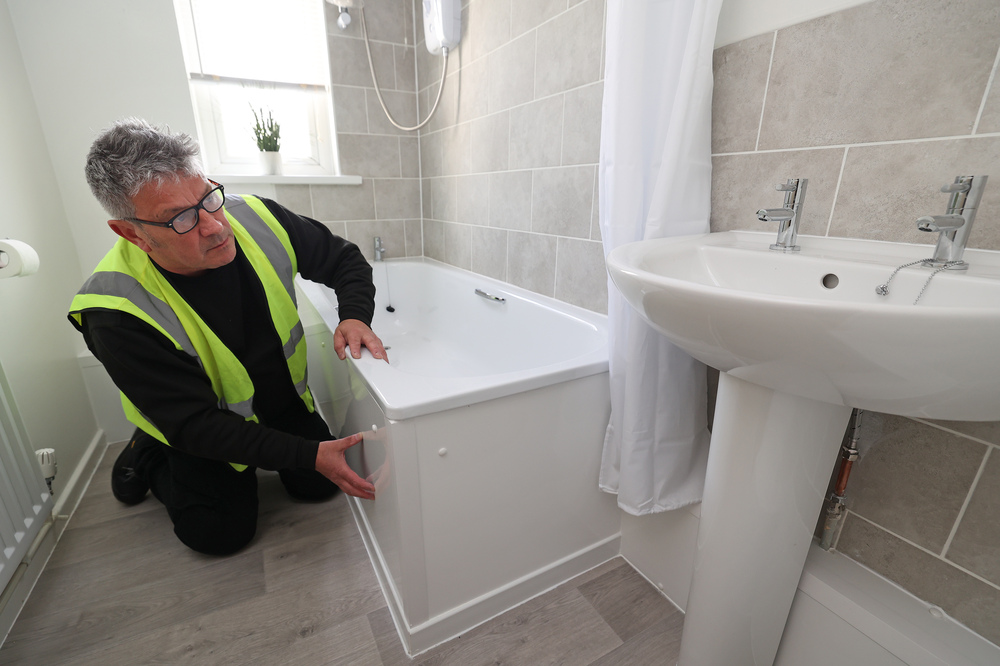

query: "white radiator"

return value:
[0, 362, 52, 595]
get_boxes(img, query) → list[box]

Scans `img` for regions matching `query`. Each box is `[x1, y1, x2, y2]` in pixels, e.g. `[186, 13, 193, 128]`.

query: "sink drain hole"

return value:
[822, 273, 839, 289]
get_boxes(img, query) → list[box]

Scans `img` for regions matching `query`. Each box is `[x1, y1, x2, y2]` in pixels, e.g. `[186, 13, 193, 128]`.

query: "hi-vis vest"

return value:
[68, 194, 314, 472]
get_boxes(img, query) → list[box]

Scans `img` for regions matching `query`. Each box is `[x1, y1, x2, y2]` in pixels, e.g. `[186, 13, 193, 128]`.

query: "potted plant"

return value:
[251, 107, 281, 174]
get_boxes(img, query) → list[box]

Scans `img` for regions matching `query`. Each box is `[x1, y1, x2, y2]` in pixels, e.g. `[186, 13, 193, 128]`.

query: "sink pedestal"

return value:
[678, 372, 852, 665]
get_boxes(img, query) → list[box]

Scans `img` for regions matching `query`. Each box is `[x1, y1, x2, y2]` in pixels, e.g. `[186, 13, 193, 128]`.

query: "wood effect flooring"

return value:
[1, 442, 683, 665]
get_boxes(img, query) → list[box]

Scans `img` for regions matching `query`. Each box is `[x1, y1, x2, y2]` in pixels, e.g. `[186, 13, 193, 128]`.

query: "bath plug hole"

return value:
[821, 273, 839, 289]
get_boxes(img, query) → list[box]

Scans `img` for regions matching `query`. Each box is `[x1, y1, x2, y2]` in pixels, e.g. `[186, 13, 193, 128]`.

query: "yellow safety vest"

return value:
[68, 195, 314, 471]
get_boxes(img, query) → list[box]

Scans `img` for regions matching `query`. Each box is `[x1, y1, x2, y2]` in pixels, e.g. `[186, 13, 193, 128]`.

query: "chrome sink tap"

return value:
[757, 178, 808, 252]
[916, 175, 988, 270]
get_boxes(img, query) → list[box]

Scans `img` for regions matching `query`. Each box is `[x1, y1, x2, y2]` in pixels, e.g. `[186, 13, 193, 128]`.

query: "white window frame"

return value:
[174, 0, 342, 177]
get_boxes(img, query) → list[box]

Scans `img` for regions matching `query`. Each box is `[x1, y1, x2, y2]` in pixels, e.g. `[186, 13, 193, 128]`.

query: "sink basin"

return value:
[607, 230, 1000, 421]
[605, 230, 1000, 666]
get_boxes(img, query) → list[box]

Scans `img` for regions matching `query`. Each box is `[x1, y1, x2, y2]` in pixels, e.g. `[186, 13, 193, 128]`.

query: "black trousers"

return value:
[131, 411, 338, 556]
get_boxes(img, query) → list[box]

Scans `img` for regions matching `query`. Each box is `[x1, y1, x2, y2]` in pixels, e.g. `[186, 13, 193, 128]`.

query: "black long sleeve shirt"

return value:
[75, 197, 374, 471]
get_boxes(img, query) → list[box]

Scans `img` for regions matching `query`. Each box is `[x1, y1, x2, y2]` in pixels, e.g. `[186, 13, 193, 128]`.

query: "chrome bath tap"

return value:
[757, 178, 808, 252]
[374, 236, 386, 262]
[916, 175, 988, 270]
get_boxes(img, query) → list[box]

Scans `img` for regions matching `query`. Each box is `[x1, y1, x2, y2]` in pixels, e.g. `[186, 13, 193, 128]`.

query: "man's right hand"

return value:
[315, 433, 376, 500]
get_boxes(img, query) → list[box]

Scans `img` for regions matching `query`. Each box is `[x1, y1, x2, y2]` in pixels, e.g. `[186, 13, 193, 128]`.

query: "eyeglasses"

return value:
[127, 180, 225, 235]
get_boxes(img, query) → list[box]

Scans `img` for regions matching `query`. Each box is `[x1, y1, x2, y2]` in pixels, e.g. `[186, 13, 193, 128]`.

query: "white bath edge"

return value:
[347, 490, 621, 658]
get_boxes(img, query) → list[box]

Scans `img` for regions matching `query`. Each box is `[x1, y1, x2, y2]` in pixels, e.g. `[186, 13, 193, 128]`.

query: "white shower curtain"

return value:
[598, 0, 722, 514]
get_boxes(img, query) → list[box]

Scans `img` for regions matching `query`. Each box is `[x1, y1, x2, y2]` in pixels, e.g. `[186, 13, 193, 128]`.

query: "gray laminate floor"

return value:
[1, 442, 683, 665]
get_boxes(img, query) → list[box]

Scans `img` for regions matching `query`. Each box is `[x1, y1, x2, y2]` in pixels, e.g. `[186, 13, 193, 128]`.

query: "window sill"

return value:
[214, 174, 363, 186]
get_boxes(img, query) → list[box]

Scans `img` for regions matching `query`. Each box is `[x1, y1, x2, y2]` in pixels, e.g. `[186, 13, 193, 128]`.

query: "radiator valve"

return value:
[35, 448, 57, 495]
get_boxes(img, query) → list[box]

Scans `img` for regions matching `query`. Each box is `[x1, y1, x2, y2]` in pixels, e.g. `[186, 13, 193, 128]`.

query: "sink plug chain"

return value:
[876, 258, 963, 304]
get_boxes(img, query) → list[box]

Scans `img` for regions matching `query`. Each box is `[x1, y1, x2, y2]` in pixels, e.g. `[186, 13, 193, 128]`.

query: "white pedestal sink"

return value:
[606, 231, 1000, 665]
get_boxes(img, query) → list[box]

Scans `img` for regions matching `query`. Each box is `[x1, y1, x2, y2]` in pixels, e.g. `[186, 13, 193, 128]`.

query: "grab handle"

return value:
[475, 288, 506, 303]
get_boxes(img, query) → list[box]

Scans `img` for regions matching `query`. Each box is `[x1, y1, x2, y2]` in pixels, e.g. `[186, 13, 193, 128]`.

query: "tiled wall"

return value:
[712, 0, 1000, 645]
[415, 0, 609, 313]
[276, 0, 425, 263]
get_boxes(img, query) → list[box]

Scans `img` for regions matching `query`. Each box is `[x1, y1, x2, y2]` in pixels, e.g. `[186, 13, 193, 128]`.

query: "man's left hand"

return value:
[334, 318, 389, 363]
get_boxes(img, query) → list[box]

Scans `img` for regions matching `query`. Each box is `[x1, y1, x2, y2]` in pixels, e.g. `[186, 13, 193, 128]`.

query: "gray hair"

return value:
[85, 118, 205, 219]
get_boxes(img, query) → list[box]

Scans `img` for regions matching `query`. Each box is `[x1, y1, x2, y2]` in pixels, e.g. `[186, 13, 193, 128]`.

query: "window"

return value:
[173, 0, 340, 176]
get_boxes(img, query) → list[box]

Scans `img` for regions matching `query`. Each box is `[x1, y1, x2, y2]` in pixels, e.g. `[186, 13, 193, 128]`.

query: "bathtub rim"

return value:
[297, 257, 610, 421]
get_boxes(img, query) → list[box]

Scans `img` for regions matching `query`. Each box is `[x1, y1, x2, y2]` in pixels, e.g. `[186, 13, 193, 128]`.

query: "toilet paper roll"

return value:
[0, 239, 40, 278]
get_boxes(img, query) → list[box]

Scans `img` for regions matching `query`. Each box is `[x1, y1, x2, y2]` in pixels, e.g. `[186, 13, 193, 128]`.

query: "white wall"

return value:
[716, 0, 873, 47]
[0, 2, 99, 498]
[6, 0, 197, 282]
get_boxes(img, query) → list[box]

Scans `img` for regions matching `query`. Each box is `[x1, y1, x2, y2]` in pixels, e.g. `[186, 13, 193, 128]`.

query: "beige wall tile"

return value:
[830, 138, 1000, 249]
[532, 166, 595, 238]
[394, 44, 417, 94]
[711, 32, 772, 154]
[337, 134, 402, 178]
[947, 450, 1000, 586]
[562, 82, 603, 166]
[710, 149, 844, 235]
[423, 218, 445, 261]
[758, 0, 1000, 149]
[399, 137, 420, 178]
[555, 238, 608, 313]
[429, 176, 458, 222]
[356, 0, 407, 44]
[404, 219, 423, 257]
[456, 58, 490, 124]
[441, 123, 472, 176]
[837, 514, 1000, 647]
[508, 231, 557, 296]
[345, 220, 406, 262]
[420, 130, 444, 178]
[312, 181, 375, 221]
[372, 178, 421, 221]
[332, 85, 369, 135]
[535, 0, 604, 98]
[464, 0, 511, 63]
[471, 226, 508, 281]
[489, 170, 532, 231]
[458, 174, 490, 225]
[423, 65, 460, 134]
[470, 111, 510, 172]
[510, 0, 565, 38]
[444, 221, 472, 269]
[273, 185, 313, 218]
[327, 35, 378, 88]
[847, 414, 986, 553]
[510, 96, 564, 169]
[488, 31, 536, 113]
[366, 89, 418, 136]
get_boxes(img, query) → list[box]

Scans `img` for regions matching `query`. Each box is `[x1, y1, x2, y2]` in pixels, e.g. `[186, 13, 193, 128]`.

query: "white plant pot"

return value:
[259, 151, 282, 175]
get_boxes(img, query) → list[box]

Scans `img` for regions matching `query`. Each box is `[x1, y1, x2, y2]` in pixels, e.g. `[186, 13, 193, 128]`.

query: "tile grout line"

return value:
[754, 31, 777, 152]
[711, 131, 1000, 159]
[845, 510, 1000, 594]
[824, 147, 850, 237]
[910, 417, 1000, 450]
[972, 43, 1000, 135]
[940, 446, 992, 559]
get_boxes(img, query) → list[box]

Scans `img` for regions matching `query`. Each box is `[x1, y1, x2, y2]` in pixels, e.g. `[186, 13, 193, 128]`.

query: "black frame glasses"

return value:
[127, 180, 225, 235]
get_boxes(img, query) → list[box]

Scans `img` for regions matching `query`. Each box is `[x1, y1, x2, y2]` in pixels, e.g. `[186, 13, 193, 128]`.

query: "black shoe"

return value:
[111, 433, 151, 505]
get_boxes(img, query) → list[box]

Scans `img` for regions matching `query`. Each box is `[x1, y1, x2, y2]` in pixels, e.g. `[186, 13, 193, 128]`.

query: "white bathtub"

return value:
[297, 259, 620, 656]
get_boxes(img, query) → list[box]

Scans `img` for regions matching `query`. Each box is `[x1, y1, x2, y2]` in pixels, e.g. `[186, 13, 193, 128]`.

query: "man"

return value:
[69, 118, 387, 555]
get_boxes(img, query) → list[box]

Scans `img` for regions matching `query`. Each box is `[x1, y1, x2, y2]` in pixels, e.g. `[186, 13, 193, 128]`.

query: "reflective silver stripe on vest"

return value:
[220, 397, 255, 419]
[225, 195, 305, 365]
[224, 195, 296, 301]
[77, 271, 198, 358]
